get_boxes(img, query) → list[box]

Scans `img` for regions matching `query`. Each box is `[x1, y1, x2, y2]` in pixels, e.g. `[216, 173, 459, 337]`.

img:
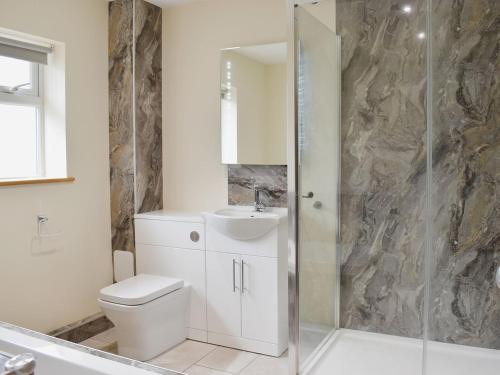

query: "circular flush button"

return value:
[190, 231, 200, 242]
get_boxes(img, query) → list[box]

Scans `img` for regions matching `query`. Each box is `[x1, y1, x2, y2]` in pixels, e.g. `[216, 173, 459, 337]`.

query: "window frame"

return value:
[0, 59, 39, 97]
[0, 61, 45, 180]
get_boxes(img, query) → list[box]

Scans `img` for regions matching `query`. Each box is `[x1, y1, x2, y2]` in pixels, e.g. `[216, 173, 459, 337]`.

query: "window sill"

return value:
[0, 177, 75, 187]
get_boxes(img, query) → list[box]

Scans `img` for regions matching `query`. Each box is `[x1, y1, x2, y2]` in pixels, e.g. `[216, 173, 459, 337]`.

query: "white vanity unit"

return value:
[203, 207, 288, 357]
[134, 207, 288, 357]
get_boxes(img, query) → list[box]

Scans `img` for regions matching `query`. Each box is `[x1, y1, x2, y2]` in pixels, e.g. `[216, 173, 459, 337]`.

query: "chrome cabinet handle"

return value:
[232, 259, 237, 292]
[301, 191, 314, 198]
[241, 260, 245, 294]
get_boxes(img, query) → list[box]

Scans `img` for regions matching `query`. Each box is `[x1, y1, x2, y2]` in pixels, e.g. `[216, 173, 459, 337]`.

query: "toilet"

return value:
[99, 273, 189, 361]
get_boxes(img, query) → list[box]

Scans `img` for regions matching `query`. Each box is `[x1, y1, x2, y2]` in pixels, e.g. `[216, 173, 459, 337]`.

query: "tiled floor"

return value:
[150, 341, 288, 374]
[80, 329, 288, 375]
[79, 327, 119, 354]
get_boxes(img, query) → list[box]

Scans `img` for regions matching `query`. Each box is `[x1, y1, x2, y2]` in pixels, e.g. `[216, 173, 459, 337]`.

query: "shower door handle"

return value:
[496, 266, 500, 289]
[301, 191, 314, 198]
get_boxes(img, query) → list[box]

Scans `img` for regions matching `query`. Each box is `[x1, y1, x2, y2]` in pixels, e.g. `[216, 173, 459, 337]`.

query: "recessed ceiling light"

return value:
[417, 32, 426, 39]
[402, 5, 412, 13]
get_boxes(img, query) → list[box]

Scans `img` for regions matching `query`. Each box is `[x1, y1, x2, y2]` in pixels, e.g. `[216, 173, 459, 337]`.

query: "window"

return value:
[0, 36, 51, 180]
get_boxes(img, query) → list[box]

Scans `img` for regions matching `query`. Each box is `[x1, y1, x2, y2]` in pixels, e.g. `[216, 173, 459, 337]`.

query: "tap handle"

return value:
[3, 353, 36, 375]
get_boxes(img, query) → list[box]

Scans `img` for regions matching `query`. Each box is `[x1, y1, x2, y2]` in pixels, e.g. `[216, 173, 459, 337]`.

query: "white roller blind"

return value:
[0, 36, 52, 65]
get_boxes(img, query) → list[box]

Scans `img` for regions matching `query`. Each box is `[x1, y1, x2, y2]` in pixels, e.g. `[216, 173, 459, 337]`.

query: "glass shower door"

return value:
[294, 1, 340, 370]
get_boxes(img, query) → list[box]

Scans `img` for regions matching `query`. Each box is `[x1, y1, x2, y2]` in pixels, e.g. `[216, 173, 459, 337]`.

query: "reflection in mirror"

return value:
[220, 42, 287, 165]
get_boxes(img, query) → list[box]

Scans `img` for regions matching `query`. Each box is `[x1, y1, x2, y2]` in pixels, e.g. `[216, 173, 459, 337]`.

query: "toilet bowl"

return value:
[98, 274, 189, 361]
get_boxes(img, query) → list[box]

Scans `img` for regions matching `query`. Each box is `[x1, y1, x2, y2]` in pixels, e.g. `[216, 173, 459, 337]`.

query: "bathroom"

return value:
[0, 0, 499, 374]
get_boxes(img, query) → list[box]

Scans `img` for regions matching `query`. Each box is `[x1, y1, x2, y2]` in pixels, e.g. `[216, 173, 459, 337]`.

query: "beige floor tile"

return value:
[239, 353, 289, 375]
[185, 365, 233, 375]
[90, 328, 117, 345]
[197, 347, 257, 374]
[147, 340, 218, 372]
[79, 338, 103, 349]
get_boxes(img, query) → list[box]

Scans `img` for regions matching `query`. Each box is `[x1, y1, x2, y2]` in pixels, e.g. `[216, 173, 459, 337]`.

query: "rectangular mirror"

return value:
[220, 42, 287, 165]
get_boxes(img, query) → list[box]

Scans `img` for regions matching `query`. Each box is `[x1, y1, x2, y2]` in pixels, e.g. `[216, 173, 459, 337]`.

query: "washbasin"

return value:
[203, 207, 282, 241]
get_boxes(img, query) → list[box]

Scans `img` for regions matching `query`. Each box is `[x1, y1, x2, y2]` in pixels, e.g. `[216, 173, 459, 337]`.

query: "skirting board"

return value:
[48, 313, 114, 343]
[188, 328, 207, 342]
[207, 332, 287, 357]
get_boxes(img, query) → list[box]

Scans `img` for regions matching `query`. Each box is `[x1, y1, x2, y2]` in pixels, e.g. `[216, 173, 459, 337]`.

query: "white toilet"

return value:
[99, 273, 189, 361]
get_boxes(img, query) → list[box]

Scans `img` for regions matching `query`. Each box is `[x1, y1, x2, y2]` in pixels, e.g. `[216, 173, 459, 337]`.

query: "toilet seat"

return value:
[100, 274, 184, 306]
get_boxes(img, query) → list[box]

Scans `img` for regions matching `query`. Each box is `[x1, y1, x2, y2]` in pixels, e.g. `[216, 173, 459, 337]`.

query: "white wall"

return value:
[162, 0, 287, 210]
[0, 0, 112, 333]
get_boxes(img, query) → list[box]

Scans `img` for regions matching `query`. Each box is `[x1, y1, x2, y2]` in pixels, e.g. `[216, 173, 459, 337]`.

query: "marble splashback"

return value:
[109, 0, 162, 253]
[337, 0, 500, 350]
[228, 165, 287, 208]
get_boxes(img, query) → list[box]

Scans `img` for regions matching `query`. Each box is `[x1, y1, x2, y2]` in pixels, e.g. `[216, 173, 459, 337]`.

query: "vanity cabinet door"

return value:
[206, 251, 242, 337]
[241, 255, 278, 344]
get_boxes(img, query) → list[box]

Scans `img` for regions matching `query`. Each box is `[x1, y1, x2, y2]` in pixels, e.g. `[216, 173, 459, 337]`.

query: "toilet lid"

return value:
[99, 274, 184, 306]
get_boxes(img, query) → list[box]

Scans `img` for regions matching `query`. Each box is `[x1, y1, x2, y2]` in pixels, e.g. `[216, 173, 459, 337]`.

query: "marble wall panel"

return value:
[337, 0, 428, 338]
[135, 0, 163, 214]
[337, 0, 500, 350]
[109, 0, 162, 253]
[109, 0, 135, 252]
[428, 0, 500, 349]
[228, 165, 287, 208]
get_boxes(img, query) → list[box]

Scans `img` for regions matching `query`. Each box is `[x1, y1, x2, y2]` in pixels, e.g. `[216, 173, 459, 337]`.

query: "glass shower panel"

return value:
[294, 2, 339, 369]
[426, 1, 500, 374]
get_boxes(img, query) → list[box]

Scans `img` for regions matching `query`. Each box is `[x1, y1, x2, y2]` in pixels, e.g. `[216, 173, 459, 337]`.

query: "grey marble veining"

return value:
[135, 0, 163, 215]
[109, 0, 163, 253]
[228, 165, 287, 208]
[109, 0, 135, 252]
[337, 0, 428, 339]
[337, 0, 500, 350]
[428, 0, 500, 349]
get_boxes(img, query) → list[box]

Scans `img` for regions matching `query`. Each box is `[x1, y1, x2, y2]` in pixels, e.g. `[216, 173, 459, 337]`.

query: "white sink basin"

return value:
[203, 207, 284, 241]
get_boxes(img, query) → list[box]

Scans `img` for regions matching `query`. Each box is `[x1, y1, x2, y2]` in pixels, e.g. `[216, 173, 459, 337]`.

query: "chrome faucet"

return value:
[254, 185, 266, 212]
[2, 353, 36, 375]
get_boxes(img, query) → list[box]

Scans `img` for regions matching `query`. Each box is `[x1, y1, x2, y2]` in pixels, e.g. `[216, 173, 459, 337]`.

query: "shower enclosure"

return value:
[288, 0, 500, 374]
